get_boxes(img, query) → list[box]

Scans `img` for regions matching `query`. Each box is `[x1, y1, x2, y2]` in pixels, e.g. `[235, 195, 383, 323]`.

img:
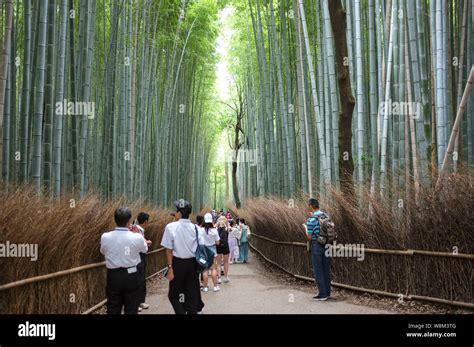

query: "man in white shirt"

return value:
[161, 199, 200, 314]
[100, 207, 148, 314]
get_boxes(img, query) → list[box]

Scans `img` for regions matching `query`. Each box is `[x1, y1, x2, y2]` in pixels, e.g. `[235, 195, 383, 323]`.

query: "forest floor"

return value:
[142, 252, 395, 314]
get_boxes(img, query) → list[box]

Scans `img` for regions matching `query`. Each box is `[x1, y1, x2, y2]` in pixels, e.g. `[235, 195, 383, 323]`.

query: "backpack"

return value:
[194, 226, 214, 273]
[313, 212, 336, 245]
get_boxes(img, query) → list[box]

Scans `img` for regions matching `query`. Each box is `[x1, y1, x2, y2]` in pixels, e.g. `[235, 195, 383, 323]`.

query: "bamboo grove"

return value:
[227, 0, 474, 205]
[0, 0, 473, 209]
[0, 0, 222, 209]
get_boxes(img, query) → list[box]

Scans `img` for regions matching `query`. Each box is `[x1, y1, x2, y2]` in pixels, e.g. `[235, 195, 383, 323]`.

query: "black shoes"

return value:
[313, 295, 329, 301]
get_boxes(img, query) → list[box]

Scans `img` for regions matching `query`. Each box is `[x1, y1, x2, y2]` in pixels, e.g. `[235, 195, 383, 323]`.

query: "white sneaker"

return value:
[223, 277, 230, 283]
[217, 277, 222, 284]
[213, 286, 220, 292]
[138, 307, 143, 312]
[140, 303, 150, 309]
[201, 286, 209, 292]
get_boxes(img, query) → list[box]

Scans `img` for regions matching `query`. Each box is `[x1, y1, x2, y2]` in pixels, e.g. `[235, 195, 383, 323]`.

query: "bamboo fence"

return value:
[0, 248, 167, 314]
[250, 234, 474, 309]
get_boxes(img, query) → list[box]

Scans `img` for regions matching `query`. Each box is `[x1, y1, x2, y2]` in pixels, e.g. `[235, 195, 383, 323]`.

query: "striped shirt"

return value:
[306, 210, 324, 239]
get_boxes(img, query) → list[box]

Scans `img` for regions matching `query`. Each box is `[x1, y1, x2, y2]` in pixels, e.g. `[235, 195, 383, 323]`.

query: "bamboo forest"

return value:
[0, 0, 474, 323]
[0, 0, 473, 208]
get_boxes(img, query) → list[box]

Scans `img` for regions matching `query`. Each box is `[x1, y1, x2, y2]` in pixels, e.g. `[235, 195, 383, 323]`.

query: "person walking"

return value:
[100, 207, 148, 314]
[194, 215, 206, 313]
[199, 213, 220, 292]
[130, 212, 152, 311]
[228, 220, 241, 264]
[217, 212, 227, 228]
[304, 198, 331, 301]
[211, 209, 218, 223]
[160, 199, 201, 314]
[238, 218, 251, 263]
[216, 217, 230, 284]
[195, 214, 205, 289]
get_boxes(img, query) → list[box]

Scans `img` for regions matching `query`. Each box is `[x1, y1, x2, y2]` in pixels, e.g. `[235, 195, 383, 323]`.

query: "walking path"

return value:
[143, 252, 392, 314]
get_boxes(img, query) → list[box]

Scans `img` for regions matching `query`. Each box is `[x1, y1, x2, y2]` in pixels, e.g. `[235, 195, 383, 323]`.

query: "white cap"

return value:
[204, 213, 213, 223]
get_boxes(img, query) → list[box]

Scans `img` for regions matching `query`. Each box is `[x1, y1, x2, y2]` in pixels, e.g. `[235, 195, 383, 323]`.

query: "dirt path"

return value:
[142, 252, 393, 314]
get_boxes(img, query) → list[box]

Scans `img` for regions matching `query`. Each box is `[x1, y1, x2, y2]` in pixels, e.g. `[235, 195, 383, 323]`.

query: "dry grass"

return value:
[236, 174, 474, 305]
[0, 185, 173, 313]
[1, 176, 472, 313]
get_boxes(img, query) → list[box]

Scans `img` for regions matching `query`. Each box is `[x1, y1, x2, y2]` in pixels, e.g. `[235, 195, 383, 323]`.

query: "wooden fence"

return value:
[0, 248, 167, 314]
[249, 234, 474, 309]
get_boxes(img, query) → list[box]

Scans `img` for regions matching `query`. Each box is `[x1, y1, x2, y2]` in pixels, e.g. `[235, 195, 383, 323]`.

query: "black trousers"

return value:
[168, 257, 200, 314]
[137, 253, 147, 304]
[106, 267, 141, 314]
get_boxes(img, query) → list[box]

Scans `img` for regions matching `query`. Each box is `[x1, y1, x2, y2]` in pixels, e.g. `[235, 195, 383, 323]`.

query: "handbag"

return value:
[194, 225, 213, 273]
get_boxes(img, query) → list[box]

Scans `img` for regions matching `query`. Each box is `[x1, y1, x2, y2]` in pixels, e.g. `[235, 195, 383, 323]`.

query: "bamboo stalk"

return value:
[438, 66, 474, 182]
[453, 0, 468, 172]
[0, 0, 14, 179]
[298, 0, 330, 184]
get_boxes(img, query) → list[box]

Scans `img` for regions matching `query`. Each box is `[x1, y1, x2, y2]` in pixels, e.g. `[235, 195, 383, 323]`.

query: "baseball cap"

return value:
[204, 213, 213, 223]
[174, 199, 192, 214]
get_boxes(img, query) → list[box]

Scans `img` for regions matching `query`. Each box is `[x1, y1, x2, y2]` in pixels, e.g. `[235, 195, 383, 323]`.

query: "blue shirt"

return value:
[306, 210, 323, 239]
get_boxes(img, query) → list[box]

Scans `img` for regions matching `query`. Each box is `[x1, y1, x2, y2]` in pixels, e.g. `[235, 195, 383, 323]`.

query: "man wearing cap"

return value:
[100, 207, 148, 314]
[160, 199, 201, 314]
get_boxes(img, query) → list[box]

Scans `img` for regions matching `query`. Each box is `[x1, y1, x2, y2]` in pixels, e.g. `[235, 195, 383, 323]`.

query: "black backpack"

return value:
[194, 226, 214, 273]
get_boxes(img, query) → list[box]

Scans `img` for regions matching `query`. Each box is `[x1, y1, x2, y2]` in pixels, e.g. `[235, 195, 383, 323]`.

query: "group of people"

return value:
[99, 200, 251, 315]
[195, 209, 251, 293]
[99, 196, 330, 315]
[161, 203, 251, 314]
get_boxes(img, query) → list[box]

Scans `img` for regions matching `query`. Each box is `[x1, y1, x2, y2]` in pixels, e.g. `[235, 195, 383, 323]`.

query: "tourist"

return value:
[100, 207, 148, 314]
[216, 217, 230, 284]
[199, 213, 220, 292]
[161, 200, 201, 314]
[304, 198, 331, 301]
[228, 220, 241, 264]
[238, 218, 251, 263]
